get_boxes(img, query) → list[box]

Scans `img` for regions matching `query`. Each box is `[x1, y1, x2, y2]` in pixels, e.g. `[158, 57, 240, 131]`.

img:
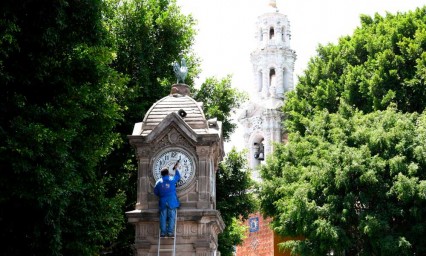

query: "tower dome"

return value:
[138, 84, 208, 136]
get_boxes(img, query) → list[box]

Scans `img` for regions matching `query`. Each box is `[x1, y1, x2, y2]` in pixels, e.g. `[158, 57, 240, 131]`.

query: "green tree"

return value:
[216, 148, 257, 256]
[260, 107, 426, 255]
[101, 0, 198, 253]
[259, 7, 426, 255]
[103, 1, 248, 253]
[194, 75, 248, 141]
[0, 0, 253, 255]
[0, 0, 126, 255]
[284, 7, 426, 134]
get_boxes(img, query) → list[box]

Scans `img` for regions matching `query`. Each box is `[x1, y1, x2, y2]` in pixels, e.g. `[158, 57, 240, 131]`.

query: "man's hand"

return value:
[173, 160, 179, 170]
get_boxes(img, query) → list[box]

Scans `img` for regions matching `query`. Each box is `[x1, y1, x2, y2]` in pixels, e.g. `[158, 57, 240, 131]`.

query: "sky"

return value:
[175, 0, 426, 151]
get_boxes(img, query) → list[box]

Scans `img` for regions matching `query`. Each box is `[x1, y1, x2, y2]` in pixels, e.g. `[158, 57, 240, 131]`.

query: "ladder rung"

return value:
[159, 249, 174, 252]
[158, 210, 178, 256]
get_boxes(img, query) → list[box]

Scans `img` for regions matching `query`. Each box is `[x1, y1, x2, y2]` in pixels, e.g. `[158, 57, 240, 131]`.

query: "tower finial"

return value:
[268, 0, 277, 8]
[173, 58, 188, 84]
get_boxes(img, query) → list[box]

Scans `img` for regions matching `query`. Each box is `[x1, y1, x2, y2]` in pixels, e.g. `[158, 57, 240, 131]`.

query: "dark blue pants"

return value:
[160, 205, 176, 235]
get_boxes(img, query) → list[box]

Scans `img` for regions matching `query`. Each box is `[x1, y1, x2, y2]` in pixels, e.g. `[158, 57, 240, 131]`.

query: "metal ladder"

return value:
[157, 210, 177, 256]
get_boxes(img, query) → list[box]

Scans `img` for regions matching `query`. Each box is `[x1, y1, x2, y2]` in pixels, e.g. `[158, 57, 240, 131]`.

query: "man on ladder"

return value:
[154, 160, 181, 238]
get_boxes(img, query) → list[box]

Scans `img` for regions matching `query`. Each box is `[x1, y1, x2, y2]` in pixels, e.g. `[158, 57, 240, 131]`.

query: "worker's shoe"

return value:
[167, 233, 174, 237]
[160, 233, 166, 238]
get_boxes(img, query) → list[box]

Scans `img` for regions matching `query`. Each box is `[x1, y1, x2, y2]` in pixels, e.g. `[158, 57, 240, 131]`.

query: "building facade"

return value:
[237, 1, 296, 255]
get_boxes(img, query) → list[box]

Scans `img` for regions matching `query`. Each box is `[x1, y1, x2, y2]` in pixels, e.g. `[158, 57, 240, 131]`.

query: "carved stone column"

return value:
[196, 145, 210, 209]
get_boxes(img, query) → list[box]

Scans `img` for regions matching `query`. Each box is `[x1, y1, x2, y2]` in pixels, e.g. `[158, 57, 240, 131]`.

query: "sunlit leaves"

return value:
[271, 8, 426, 254]
[193, 75, 248, 141]
[285, 7, 426, 135]
[260, 108, 426, 255]
[390, 173, 419, 202]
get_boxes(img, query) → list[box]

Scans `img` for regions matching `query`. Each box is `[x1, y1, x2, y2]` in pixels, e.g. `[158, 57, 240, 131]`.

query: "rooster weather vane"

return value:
[173, 58, 188, 84]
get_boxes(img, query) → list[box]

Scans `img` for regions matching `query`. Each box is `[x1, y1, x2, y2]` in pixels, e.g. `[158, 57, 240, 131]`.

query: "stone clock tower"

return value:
[126, 83, 225, 255]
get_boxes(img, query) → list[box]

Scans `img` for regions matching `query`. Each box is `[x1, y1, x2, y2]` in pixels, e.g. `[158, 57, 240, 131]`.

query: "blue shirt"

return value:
[154, 170, 181, 210]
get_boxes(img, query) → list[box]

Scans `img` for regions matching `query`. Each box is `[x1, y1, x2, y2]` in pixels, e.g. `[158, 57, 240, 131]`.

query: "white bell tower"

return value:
[239, 0, 296, 173]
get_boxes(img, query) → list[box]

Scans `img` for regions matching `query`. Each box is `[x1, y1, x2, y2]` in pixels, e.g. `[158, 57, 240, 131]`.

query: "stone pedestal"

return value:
[127, 209, 224, 256]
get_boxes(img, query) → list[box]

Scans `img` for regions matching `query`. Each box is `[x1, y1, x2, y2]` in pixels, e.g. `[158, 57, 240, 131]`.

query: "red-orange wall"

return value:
[235, 213, 292, 256]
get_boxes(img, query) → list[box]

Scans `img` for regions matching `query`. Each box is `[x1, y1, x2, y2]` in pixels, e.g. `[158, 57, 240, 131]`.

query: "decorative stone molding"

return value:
[196, 146, 210, 158]
[127, 209, 224, 255]
[168, 128, 180, 144]
[136, 146, 151, 159]
[250, 116, 263, 133]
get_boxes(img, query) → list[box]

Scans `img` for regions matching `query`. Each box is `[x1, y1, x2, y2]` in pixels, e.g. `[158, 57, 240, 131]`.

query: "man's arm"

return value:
[154, 179, 161, 196]
[174, 169, 181, 182]
[173, 161, 181, 182]
[154, 185, 159, 196]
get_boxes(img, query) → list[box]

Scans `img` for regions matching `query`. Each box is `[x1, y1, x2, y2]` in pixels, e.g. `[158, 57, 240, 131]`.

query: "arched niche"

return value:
[269, 27, 275, 40]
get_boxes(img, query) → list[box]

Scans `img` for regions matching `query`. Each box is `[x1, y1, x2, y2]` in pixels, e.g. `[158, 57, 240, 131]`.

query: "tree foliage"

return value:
[194, 75, 248, 141]
[284, 7, 426, 134]
[0, 0, 126, 255]
[100, 0, 198, 254]
[107, 0, 198, 118]
[0, 0, 253, 254]
[260, 107, 426, 255]
[216, 148, 257, 256]
[260, 7, 426, 256]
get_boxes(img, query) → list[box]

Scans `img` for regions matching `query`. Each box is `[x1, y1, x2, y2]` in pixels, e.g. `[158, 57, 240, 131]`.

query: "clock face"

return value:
[152, 148, 196, 189]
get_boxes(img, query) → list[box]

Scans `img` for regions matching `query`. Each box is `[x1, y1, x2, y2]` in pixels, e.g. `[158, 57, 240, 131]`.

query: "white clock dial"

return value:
[152, 149, 195, 189]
